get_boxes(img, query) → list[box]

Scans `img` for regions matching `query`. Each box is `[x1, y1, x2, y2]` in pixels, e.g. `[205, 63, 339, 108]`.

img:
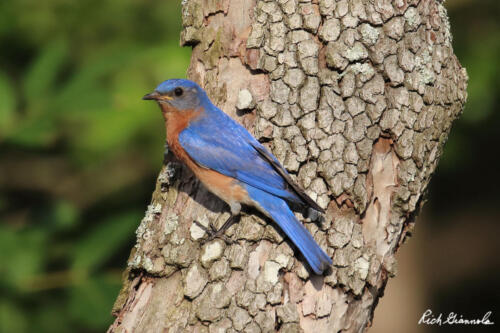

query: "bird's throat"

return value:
[163, 108, 202, 156]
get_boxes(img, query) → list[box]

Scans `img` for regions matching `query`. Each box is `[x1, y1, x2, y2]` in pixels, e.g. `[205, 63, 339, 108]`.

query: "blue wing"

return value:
[178, 108, 306, 205]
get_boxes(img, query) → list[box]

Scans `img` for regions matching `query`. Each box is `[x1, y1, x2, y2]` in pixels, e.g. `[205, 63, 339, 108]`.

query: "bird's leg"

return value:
[193, 214, 240, 244]
[216, 214, 240, 236]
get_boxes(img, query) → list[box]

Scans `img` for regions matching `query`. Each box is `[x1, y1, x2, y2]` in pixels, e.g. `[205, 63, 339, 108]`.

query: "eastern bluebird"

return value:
[143, 79, 332, 274]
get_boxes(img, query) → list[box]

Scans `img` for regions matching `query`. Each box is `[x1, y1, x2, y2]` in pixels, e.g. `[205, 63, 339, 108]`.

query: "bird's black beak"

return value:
[142, 91, 160, 101]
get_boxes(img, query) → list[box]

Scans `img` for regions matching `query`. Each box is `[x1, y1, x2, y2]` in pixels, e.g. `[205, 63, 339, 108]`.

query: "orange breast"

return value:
[161, 105, 249, 205]
[161, 105, 201, 159]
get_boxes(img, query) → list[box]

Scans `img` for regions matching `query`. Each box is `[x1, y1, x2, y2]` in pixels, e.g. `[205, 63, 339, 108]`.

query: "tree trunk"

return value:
[108, 0, 467, 332]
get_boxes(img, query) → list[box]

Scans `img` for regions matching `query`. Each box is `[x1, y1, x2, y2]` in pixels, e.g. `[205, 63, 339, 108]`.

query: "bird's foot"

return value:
[193, 220, 234, 244]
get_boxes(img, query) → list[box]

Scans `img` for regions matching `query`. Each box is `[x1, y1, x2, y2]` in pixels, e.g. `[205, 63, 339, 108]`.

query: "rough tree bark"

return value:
[108, 0, 467, 332]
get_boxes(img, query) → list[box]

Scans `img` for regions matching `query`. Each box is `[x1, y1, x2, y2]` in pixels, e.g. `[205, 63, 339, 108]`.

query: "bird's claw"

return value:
[193, 220, 233, 244]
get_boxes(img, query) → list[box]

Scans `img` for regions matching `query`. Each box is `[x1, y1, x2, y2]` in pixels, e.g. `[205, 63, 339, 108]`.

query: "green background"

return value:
[0, 1, 498, 332]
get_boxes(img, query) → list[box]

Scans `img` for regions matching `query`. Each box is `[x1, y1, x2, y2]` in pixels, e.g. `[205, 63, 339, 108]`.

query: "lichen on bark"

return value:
[108, 1, 467, 332]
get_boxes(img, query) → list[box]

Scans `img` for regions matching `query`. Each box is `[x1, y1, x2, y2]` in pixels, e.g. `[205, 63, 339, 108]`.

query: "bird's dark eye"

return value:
[174, 87, 183, 97]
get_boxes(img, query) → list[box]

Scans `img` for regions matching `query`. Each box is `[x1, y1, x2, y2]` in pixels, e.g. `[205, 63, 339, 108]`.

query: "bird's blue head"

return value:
[143, 79, 208, 111]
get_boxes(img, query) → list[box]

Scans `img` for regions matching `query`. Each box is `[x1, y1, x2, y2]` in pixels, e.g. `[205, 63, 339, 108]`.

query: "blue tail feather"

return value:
[246, 186, 332, 275]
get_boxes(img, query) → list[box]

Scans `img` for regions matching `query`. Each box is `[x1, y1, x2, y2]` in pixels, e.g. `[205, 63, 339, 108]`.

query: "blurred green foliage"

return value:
[0, 0, 190, 331]
[430, 0, 500, 213]
[0, 0, 498, 332]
